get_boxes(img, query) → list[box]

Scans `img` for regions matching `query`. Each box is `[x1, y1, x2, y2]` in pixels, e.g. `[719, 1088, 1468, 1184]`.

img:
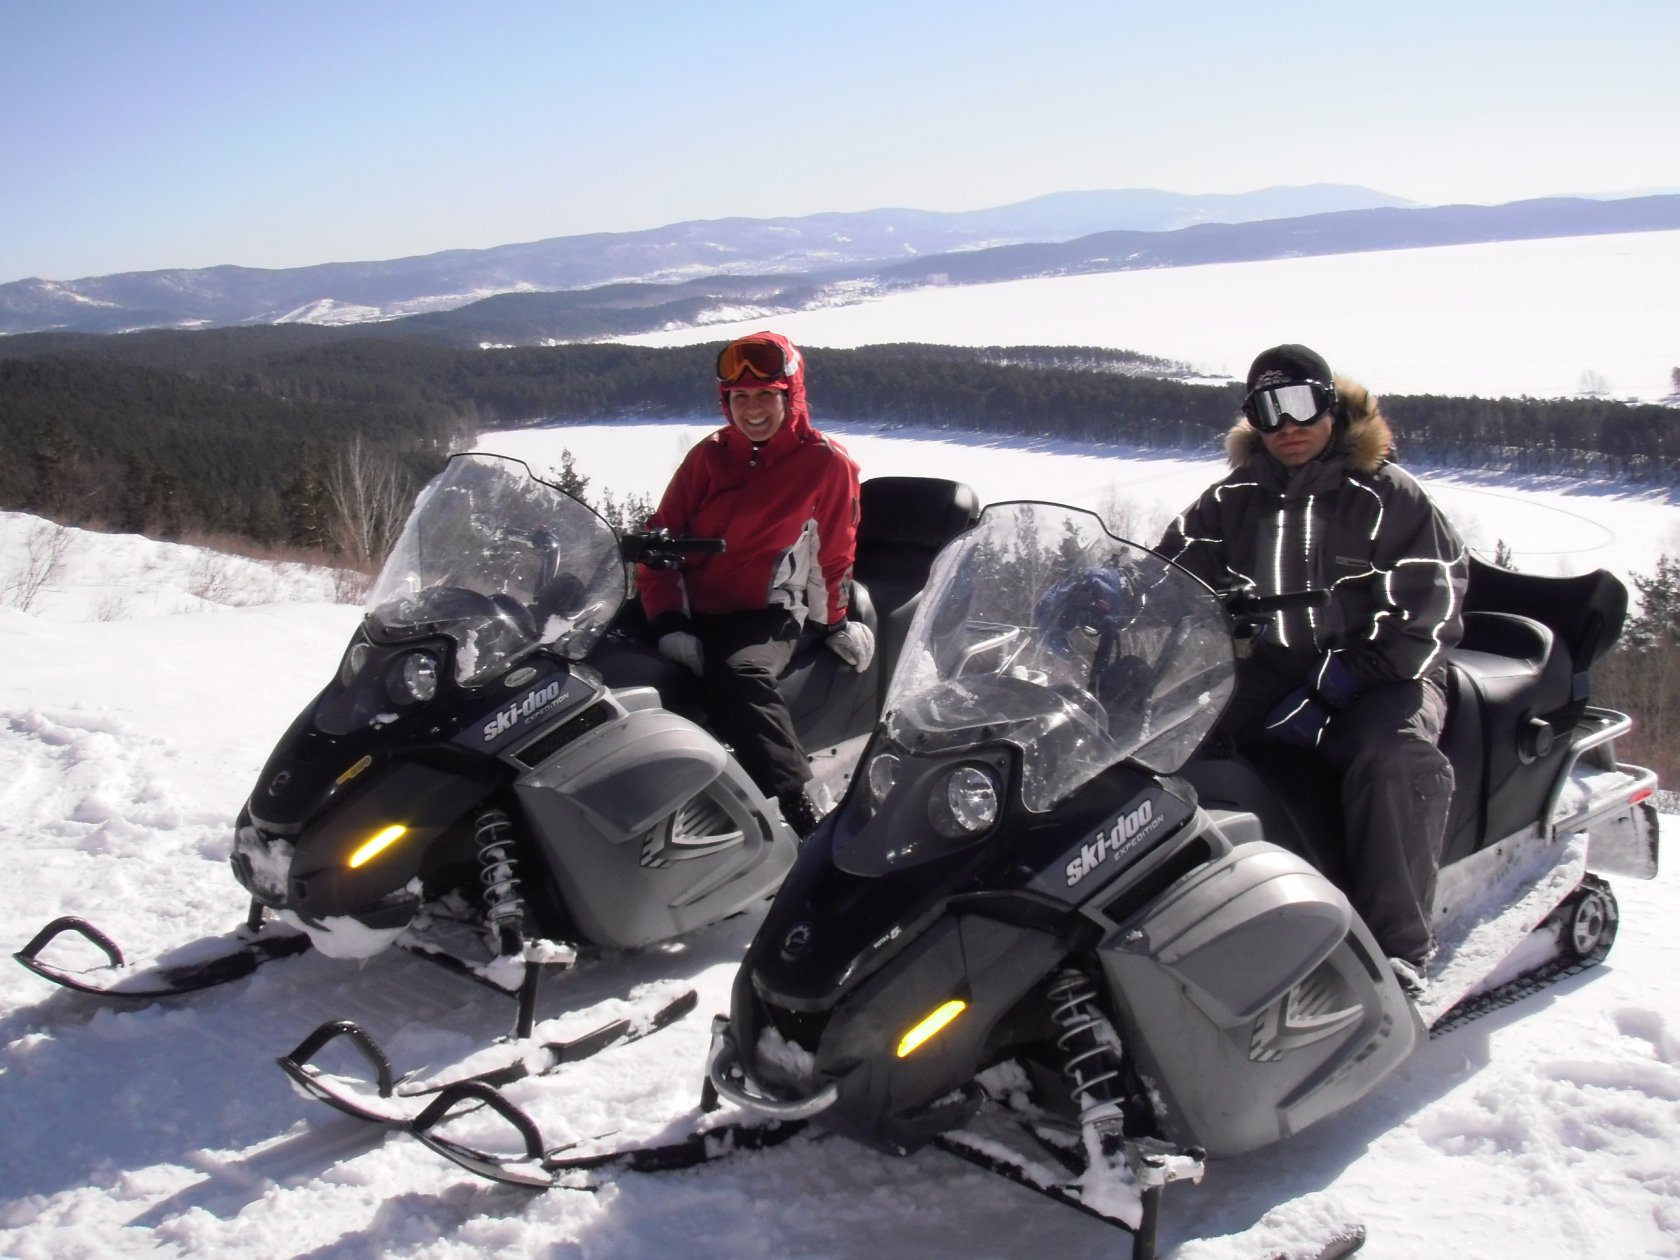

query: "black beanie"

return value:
[1246, 344, 1334, 393]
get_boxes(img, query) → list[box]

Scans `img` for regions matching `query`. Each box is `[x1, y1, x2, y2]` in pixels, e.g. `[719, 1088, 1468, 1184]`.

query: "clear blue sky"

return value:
[2, 0, 1676, 284]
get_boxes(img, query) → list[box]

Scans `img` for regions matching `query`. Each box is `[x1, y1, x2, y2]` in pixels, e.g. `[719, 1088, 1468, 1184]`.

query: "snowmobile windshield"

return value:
[363, 453, 627, 684]
[883, 501, 1236, 812]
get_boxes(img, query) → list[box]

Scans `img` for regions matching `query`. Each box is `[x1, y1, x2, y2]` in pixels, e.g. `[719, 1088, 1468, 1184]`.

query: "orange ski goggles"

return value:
[716, 338, 794, 385]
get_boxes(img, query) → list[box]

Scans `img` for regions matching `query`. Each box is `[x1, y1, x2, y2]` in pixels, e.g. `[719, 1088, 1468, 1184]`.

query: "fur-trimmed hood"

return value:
[1224, 375, 1395, 474]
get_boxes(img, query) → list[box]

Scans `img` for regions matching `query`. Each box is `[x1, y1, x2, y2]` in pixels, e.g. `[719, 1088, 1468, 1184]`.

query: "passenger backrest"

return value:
[855, 476, 982, 615]
[1441, 557, 1627, 863]
[1462, 555, 1627, 726]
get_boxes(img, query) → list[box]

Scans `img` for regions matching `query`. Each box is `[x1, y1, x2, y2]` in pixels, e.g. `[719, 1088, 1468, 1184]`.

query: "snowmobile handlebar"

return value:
[619, 530, 727, 567]
[1222, 587, 1331, 618]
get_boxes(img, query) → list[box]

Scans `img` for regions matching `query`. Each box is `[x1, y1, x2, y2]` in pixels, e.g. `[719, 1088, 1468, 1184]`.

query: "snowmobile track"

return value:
[1429, 873, 1618, 1038]
[1429, 947, 1609, 1038]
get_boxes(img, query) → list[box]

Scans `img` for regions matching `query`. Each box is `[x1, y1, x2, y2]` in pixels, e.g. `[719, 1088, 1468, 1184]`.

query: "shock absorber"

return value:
[474, 808, 526, 958]
[1045, 967, 1126, 1122]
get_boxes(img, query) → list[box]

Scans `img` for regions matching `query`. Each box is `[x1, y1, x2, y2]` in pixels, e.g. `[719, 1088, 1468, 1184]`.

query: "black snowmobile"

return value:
[693, 499, 1660, 1256]
[14, 452, 981, 1043]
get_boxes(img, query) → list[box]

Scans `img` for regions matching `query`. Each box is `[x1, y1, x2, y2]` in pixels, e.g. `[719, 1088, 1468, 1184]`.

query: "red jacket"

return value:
[638, 339, 860, 632]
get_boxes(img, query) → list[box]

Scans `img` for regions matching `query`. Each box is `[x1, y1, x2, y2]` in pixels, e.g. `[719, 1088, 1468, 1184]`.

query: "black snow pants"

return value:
[1218, 658, 1453, 966]
[692, 608, 812, 800]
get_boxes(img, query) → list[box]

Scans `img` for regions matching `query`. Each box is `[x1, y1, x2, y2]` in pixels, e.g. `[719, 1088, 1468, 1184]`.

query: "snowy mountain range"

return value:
[8, 184, 1675, 343]
[0, 185, 1408, 335]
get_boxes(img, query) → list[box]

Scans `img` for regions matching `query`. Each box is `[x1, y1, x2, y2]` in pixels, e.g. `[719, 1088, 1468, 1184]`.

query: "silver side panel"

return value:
[1102, 840, 1416, 1158]
[513, 705, 794, 950]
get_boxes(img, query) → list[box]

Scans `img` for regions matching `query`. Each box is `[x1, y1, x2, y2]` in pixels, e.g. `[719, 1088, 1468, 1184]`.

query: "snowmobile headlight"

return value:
[339, 639, 370, 686]
[387, 652, 440, 705]
[896, 998, 968, 1058]
[347, 823, 408, 869]
[929, 764, 999, 838]
[865, 751, 901, 808]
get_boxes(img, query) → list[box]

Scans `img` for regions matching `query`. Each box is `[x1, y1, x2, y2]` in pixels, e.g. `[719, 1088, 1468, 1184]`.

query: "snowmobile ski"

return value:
[14, 913, 311, 999]
[278, 983, 699, 1125]
[936, 1118, 1366, 1260]
[443, 1113, 808, 1189]
[933, 1128, 1141, 1236]
[279, 984, 814, 1189]
[925, 1087, 1214, 1260]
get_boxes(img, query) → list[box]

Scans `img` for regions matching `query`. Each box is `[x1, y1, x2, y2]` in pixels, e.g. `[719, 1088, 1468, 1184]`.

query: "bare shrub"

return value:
[187, 551, 245, 605]
[331, 565, 375, 605]
[322, 436, 416, 567]
[90, 589, 132, 622]
[1, 521, 73, 612]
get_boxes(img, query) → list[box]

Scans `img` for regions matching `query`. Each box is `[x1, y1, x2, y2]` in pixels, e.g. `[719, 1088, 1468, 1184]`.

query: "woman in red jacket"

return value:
[637, 332, 871, 836]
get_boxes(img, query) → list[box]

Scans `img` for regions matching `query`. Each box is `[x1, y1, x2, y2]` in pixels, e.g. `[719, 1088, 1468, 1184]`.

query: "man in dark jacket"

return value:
[638, 332, 870, 837]
[1158, 344, 1467, 986]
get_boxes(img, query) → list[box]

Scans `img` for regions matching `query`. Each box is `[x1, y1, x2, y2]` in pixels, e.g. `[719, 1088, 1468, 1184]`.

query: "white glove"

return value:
[657, 631, 704, 677]
[825, 621, 875, 672]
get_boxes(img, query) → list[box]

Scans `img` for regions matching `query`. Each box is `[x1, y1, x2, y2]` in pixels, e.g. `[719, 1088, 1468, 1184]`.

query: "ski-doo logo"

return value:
[482, 679, 564, 742]
[1065, 798, 1164, 886]
[782, 922, 814, 956]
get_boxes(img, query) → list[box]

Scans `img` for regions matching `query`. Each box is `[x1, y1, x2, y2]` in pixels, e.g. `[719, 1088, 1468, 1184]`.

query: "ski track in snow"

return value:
[3, 429, 1679, 1259]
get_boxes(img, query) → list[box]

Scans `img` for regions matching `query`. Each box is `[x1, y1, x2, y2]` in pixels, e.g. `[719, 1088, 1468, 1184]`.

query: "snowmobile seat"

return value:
[1439, 611, 1574, 865]
[852, 476, 982, 684]
[590, 476, 979, 757]
[779, 477, 978, 748]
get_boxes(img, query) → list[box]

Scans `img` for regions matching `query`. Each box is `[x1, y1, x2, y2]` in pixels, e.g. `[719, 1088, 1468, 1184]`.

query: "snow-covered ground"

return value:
[616, 229, 1680, 406]
[3, 415, 1677, 1258]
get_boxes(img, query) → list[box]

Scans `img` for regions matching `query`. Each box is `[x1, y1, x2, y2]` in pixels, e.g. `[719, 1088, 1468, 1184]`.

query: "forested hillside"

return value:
[1, 328, 1675, 560]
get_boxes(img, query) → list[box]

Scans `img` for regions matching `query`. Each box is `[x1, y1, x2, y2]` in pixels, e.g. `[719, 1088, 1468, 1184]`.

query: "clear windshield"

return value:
[884, 501, 1235, 811]
[363, 453, 626, 684]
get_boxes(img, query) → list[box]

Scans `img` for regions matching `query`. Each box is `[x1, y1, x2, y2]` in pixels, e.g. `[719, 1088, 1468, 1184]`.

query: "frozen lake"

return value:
[480, 421, 1680, 594]
[614, 229, 1680, 405]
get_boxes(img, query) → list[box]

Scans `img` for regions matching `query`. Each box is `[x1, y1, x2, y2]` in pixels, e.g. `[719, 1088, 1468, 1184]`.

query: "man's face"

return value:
[727, 388, 787, 442]
[1260, 412, 1334, 467]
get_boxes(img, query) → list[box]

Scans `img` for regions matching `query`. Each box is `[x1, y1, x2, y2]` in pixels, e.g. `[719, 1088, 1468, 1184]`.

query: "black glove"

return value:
[1263, 687, 1332, 748]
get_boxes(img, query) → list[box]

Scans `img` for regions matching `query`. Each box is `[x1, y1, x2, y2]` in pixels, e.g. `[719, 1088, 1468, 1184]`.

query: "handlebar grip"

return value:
[619, 533, 728, 563]
[1227, 588, 1331, 616]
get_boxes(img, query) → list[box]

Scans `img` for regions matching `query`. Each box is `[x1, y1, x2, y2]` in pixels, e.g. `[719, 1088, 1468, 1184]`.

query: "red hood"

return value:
[717, 331, 812, 440]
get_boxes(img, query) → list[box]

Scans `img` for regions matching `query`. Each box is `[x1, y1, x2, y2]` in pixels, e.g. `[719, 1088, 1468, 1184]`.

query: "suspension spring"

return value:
[1046, 967, 1125, 1120]
[474, 808, 526, 955]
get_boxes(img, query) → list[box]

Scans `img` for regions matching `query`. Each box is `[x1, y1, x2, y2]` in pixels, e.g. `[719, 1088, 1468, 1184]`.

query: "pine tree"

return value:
[1627, 555, 1680, 652]
[553, 449, 590, 501]
[1600, 554, 1680, 792]
[283, 459, 332, 552]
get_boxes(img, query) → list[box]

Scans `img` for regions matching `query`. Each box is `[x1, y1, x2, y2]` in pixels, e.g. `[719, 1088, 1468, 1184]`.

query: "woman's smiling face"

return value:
[727, 387, 788, 442]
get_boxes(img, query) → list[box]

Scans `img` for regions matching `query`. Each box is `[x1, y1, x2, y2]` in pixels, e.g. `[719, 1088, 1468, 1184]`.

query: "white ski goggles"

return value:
[1243, 380, 1337, 433]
